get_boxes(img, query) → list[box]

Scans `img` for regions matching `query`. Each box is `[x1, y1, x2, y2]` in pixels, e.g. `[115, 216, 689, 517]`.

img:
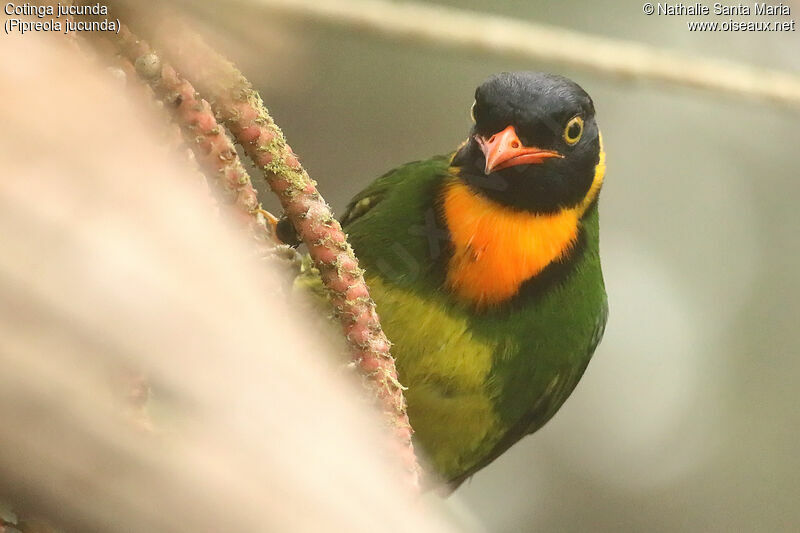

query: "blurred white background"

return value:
[4, 0, 799, 530]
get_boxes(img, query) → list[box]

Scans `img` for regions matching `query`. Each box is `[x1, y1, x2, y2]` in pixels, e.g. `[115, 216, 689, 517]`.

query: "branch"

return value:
[132, 19, 421, 487]
[108, 56, 213, 200]
[213, 0, 800, 111]
[107, 26, 277, 249]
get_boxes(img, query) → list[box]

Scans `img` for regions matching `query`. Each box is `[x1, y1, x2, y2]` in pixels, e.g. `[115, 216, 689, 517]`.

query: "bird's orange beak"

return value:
[476, 125, 563, 174]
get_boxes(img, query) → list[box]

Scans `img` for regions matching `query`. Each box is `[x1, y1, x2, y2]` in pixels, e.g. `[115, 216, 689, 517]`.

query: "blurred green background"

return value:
[198, 1, 799, 530]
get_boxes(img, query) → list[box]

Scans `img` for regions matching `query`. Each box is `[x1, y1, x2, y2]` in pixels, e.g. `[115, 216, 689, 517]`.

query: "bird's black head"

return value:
[451, 72, 602, 214]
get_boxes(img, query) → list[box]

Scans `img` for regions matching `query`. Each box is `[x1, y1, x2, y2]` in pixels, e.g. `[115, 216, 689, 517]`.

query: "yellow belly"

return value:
[365, 274, 506, 480]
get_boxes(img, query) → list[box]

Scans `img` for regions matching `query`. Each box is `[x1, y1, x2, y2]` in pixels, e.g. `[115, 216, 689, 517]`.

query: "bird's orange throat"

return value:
[441, 144, 605, 308]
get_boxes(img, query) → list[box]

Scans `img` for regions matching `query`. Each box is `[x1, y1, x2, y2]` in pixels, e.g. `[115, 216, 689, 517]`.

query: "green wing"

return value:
[294, 156, 448, 303]
[340, 156, 451, 229]
[449, 300, 608, 488]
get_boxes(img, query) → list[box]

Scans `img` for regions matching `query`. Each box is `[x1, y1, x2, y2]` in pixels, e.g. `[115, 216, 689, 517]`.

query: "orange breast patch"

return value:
[441, 180, 581, 308]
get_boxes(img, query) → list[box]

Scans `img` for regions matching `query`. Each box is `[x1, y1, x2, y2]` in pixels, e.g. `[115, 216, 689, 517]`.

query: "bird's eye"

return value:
[563, 116, 584, 145]
[470, 101, 477, 123]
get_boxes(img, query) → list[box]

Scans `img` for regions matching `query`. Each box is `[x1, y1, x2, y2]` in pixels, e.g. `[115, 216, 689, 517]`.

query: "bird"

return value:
[281, 71, 608, 488]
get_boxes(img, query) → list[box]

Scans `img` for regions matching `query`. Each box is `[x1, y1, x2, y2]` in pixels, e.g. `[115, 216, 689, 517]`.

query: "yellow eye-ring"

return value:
[564, 116, 584, 145]
[470, 101, 477, 123]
